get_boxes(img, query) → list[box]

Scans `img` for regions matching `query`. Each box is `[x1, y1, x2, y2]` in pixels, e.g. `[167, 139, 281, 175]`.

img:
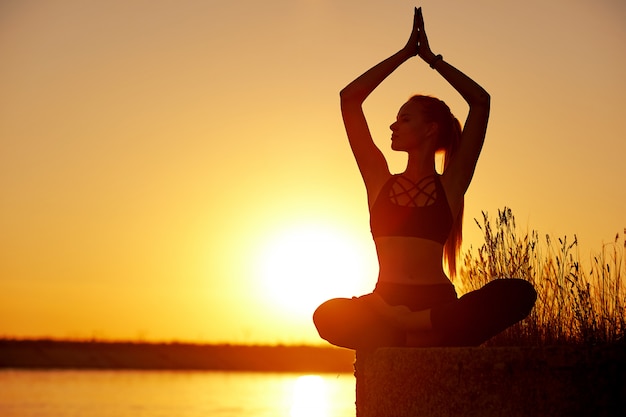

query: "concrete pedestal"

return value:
[355, 347, 626, 417]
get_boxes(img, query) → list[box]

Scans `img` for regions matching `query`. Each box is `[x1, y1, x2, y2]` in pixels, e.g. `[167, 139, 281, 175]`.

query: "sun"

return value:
[255, 222, 374, 318]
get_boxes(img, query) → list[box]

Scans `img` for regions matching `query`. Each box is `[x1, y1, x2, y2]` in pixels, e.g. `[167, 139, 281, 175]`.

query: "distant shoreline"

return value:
[0, 339, 355, 373]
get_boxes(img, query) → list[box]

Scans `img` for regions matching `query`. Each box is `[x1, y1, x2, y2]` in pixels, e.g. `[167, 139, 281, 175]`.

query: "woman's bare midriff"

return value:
[374, 236, 450, 285]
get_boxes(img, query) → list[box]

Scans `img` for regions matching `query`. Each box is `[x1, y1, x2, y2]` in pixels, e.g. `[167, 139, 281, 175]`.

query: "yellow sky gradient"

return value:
[1, 0, 625, 344]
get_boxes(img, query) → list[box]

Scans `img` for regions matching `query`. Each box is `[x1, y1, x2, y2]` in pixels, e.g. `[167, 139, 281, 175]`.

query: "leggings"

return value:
[313, 278, 536, 349]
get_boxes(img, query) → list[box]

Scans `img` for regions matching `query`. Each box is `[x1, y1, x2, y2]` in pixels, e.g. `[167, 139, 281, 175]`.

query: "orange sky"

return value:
[1, 0, 625, 344]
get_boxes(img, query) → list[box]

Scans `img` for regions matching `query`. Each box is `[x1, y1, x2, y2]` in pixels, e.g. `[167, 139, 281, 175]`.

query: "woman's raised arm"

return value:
[340, 9, 421, 204]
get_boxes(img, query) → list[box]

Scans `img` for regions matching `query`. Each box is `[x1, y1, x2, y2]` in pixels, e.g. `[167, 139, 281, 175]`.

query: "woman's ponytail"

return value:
[409, 95, 463, 279]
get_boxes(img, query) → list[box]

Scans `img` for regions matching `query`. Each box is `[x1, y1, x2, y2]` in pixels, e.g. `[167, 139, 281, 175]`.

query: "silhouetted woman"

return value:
[313, 8, 536, 348]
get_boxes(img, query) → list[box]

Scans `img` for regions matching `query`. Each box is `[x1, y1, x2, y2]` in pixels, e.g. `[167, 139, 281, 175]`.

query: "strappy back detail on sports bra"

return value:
[370, 174, 453, 244]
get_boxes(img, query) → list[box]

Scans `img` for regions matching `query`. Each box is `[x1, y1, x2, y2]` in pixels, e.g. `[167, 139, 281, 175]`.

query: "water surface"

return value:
[0, 370, 356, 417]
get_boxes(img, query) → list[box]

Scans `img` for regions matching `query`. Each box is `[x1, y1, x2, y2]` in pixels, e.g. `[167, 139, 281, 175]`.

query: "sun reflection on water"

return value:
[290, 375, 329, 417]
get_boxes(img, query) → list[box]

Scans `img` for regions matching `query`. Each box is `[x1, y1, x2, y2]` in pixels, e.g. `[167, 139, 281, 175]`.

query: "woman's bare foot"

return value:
[357, 293, 436, 333]
[355, 293, 413, 329]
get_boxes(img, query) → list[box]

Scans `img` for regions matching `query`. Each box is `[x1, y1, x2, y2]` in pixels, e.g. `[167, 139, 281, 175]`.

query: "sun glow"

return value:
[290, 375, 329, 417]
[256, 223, 374, 317]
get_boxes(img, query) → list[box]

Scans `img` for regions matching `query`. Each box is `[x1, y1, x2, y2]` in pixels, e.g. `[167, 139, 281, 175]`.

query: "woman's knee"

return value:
[507, 279, 537, 308]
[312, 298, 349, 342]
[313, 300, 331, 337]
[518, 279, 537, 303]
[313, 297, 406, 349]
[487, 278, 537, 315]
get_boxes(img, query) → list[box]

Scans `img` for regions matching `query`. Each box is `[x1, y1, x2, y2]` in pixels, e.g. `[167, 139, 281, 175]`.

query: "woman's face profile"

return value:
[390, 101, 433, 152]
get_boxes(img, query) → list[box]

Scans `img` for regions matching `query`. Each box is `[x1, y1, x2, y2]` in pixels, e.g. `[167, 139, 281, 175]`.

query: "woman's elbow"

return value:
[340, 87, 365, 105]
[468, 91, 490, 115]
[339, 89, 353, 105]
[476, 90, 491, 109]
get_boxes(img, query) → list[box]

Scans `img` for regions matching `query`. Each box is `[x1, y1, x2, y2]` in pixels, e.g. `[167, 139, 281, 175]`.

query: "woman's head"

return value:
[404, 95, 462, 171]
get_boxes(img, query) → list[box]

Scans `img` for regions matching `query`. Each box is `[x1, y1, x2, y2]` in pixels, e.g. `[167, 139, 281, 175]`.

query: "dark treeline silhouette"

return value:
[0, 339, 355, 373]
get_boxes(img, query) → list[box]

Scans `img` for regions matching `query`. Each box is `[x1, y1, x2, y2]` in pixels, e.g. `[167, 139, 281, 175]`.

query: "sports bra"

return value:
[370, 174, 453, 244]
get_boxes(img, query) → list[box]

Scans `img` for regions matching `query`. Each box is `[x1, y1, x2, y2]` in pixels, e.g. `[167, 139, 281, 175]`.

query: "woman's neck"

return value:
[403, 153, 437, 180]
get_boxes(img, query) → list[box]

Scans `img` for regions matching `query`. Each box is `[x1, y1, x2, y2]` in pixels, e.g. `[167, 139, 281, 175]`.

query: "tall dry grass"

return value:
[458, 207, 626, 346]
